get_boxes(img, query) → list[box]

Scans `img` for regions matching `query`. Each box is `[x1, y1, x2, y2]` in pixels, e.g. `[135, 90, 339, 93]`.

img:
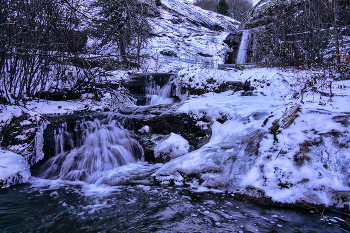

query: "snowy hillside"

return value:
[143, 0, 239, 72]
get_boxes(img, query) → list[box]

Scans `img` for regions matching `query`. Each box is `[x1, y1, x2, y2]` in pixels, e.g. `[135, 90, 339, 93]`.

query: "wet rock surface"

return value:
[36, 104, 211, 165]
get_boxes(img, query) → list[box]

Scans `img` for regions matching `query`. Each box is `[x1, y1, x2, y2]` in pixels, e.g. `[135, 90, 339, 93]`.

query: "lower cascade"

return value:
[34, 119, 144, 183]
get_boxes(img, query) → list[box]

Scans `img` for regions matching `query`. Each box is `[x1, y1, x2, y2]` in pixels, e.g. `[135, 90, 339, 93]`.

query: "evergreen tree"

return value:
[93, 0, 151, 65]
[216, 0, 229, 16]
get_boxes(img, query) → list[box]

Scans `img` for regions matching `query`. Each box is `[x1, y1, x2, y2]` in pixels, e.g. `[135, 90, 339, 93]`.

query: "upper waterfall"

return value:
[236, 30, 251, 65]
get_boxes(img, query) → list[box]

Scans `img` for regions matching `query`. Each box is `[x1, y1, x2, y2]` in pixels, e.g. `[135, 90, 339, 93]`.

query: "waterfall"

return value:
[145, 83, 173, 106]
[35, 119, 144, 183]
[126, 73, 176, 105]
[236, 30, 251, 65]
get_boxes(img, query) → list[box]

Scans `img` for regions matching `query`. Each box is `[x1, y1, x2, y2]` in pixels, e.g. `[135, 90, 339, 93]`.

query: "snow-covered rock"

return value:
[0, 150, 30, 188]
[139, 125, 151, 134]
[154, 133, 190, 160]
[154, 67, 350, 207]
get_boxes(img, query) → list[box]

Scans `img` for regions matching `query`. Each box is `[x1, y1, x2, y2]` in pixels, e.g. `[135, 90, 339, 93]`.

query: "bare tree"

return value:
[252, 0, 350, 68]
[227, 0, 252, 22]
[0, 0, 87, 104]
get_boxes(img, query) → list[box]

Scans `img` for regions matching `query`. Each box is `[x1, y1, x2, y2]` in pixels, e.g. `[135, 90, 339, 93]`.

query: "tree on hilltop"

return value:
[216, 0, 229, 16]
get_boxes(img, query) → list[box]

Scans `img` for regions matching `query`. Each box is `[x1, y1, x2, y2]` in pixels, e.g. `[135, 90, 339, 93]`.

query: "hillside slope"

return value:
[143, 0, 240, 71]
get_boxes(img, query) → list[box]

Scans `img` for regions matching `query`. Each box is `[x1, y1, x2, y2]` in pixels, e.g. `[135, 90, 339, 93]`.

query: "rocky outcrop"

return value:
[240, 0, 305, 29]
[31, 105, 211, 165]
[160, 0, 239, 31]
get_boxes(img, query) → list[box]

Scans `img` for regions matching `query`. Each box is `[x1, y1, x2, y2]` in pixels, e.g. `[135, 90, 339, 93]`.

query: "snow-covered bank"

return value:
[1, 65, 349, 207]
[154, 67, 350, 207]
[0, 150, 30, 188]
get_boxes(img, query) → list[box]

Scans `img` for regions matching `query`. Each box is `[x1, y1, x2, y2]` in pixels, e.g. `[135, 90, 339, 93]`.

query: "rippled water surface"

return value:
[1, 179, 349, 233]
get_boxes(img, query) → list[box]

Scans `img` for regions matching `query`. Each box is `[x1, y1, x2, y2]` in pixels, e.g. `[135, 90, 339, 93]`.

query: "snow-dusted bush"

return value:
[154, 133, 190, 160]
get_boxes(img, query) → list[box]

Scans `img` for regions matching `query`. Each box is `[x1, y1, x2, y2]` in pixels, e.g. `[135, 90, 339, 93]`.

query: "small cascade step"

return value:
[125, 73, 176, 105]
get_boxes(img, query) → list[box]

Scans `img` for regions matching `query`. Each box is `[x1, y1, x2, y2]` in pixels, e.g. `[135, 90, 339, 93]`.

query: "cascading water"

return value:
[146, 83, 173, 105]
[236, 30, 251, 65]
[126, 73, 176, 105]
[35, 119, 144, 184]
[54, 122, 75, 155]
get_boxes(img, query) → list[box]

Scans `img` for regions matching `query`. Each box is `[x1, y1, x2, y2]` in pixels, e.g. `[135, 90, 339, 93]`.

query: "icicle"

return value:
[34, 120, 50, 165]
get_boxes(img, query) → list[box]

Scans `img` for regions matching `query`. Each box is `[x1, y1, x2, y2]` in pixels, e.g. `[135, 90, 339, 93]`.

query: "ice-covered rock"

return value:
[0, 150, 30, 188]
[139, 125, 151, 134]
[154, 68, 350, 207]
[154, 133, 190, 160]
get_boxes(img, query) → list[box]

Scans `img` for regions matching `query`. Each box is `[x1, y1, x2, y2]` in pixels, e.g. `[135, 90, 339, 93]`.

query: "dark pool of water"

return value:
[1, 181, 349, 233]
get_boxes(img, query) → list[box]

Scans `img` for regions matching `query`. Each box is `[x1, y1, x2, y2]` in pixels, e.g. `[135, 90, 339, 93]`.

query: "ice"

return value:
[0, 150, 30, 188]
[34, 120, 50, 164]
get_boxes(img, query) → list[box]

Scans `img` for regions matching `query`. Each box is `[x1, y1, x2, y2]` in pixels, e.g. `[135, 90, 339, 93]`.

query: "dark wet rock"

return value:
[171, 18, 183, 24]
[34, 105, 211, 165]
[35, 89, 82, 101]
[160, 49, 178, 57]
[179, 80, 253, 96]
[333, 113, 350, 127]
[223, 32, 241, 64]
[0, 96, 9, 105]
[198, 52, 213, 57]
[115, 110, 211, 163]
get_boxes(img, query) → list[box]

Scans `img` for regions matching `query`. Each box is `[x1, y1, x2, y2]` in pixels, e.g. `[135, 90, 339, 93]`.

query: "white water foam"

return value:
[146, 83, 173, 105]
[236, 30, 251, 65]
[35, 119, 144, 184]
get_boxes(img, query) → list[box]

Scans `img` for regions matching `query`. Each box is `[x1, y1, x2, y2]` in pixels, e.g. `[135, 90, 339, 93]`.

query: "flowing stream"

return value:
[1, 119, 350, 232]
[1, 181, 349, 232]
[1, 75, 350, 232]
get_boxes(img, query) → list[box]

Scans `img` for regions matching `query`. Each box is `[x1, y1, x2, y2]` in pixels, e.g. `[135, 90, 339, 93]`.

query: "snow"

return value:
[0, 0, 349, 207]
[154, 66, 350, 206]
[142, 0, 239, 73]
[0, 106, 23, 130]
[138, 125, 150, 134]
[154, 133, 190, 160]
[0, 150, 30, 188]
